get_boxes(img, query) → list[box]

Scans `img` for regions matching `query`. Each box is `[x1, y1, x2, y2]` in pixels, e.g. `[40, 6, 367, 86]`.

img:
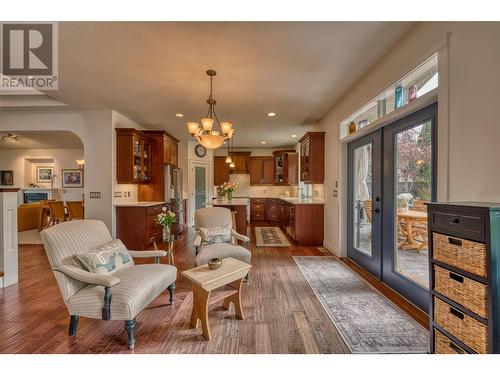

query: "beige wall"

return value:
[0, 109, 141, 235]
[316, 22, 500, 255]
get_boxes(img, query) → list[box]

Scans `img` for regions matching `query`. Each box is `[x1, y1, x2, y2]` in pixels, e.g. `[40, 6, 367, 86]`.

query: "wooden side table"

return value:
[181, 257, 251, 340]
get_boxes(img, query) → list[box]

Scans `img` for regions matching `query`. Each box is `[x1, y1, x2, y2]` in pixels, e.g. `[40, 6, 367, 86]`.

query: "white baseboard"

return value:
[0, 276, 4, 289]
[323, 240, 339, 257]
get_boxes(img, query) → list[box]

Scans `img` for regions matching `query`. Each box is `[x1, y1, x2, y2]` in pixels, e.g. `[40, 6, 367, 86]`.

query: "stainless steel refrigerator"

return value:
[164, 165, 184, 235]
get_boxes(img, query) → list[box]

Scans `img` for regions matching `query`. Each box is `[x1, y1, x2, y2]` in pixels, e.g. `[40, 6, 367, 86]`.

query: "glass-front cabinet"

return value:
[299, 132, 325, 184]
[116, 128, 152, 183]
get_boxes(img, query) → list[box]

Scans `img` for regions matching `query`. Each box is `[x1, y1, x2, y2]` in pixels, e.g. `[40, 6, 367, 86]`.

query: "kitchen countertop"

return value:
[277, 197, 324, 205]
[209, 198, 249, 206]
[251, 196, 325, 205]
[114, 201, 164, 207]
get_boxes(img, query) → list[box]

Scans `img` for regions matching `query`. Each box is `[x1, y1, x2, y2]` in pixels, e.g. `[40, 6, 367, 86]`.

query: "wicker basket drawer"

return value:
[434, 297, 487, 353]
[434, 265, 488, 319]
[433, 233, 487, 278]
[434, 329, 468, 354]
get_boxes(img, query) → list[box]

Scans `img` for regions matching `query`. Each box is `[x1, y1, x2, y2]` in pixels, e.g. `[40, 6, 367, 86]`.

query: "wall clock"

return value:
[194, 144, 207, 158]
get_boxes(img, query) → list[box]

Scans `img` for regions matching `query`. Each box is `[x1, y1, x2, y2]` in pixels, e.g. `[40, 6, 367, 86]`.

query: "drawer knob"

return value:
[449, 218, 460, 224]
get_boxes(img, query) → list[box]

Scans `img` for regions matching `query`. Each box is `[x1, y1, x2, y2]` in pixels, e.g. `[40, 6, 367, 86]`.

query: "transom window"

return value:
[341, 54, 438, 138]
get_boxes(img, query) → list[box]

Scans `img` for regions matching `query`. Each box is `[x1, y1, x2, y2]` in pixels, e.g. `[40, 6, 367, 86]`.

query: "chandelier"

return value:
[186, 70, 234, 149]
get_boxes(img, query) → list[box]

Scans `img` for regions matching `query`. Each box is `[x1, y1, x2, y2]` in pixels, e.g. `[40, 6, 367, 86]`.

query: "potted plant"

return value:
[217, 181, 238, 201]
[397, 196, 409, 213]
[155, 207, 177, 241]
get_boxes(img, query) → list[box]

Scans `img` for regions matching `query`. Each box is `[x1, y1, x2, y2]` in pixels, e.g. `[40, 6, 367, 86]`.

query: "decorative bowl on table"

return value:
[208, 258, 222, 270]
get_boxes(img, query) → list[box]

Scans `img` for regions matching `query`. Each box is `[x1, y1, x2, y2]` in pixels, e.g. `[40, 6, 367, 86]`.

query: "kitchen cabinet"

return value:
[116, 203, 164, 250]
[162, 134, 178, 166]
[273, 150, 298, 185]
[229, 152, 251, 174]
[250, 198, 266, 221]
[279, 200, 324, 245]
[116, 128, 152, 184]
[299, 132, 325, 184]
[169, 141, 178, 166]
[214, 156, 229, 186]
[138, 130, 180, 202]
[266, 198, 280, 221]
[250, 157, 274, 185]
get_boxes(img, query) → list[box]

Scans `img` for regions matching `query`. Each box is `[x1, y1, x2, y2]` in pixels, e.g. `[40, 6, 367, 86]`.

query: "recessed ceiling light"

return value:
[267, 112, 276, 117]
[261, 141, 267, 144]
[291, 134, 297, 138]
[175, 113, 184, 118]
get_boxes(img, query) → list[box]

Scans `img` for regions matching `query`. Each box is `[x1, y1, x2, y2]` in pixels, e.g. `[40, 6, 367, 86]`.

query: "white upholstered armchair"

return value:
[194, 207, 251, 268]
[41, 220, 177, 350]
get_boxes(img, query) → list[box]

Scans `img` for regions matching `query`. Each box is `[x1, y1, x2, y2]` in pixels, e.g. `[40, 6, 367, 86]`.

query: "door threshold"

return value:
[341, 257, 429, 329]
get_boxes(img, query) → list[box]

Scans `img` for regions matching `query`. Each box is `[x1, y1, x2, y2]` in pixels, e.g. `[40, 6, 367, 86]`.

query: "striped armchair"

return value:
[40, 220, 177, 350]
[194, 207, 251, 268]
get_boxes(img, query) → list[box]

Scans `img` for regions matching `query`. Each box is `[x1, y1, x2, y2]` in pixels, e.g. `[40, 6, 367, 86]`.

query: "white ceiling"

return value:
[0, 131, 83, 149]
[47, 22, 416, 147]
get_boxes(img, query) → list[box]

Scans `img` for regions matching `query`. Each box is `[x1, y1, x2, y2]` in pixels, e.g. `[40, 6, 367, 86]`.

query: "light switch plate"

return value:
[333, 189, 338, 197]
[114, 191, 123, 198]
[89, 192, 101, 198]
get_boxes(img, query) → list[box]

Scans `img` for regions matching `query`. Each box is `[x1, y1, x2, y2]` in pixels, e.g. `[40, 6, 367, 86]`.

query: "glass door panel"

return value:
[195, 166, 207, 210]
[347, 130, 382, 278]
[352, 143, 373, 257]
[382, 102, 436, 312]
[394, 120, 432, 288]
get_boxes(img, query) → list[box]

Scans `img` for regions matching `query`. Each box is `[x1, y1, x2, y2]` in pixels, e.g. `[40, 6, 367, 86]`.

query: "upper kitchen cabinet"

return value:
[250, 156, 274, 185]
[214, 156, 229, 186]
[299, 132, 325, 184]
[142, 130, 179, 167]
[138, 130, 180, 201]
[273, 150, 298, 185]
[168, 139, 178, 166]
[229, 152, 251, 174]
[116, 128, 152, 184]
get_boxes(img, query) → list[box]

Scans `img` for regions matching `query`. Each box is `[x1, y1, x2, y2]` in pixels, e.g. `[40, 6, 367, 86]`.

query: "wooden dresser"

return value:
[428, 202, 500, 354]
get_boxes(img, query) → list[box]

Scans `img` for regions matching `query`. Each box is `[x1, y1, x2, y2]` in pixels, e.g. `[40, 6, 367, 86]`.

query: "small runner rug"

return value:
[254, 227, 291, 247]
[293, 256, 429, 353]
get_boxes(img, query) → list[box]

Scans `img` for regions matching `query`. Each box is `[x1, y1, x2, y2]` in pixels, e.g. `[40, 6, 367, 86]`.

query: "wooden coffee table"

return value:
[181, 257, 251, 340]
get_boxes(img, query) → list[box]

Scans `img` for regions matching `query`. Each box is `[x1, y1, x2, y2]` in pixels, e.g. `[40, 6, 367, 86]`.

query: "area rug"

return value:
[254, 227, 291, 247]
[293, 256, 429, 353]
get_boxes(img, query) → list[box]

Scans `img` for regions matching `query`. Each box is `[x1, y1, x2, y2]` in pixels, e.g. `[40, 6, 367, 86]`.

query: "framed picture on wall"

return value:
[36, 166, 54, 183]
[62, 169, 83, 188]
[0, 170, 14, 186]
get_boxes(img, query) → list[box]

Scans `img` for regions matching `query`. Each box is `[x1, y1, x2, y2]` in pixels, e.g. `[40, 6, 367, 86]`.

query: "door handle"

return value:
[372, 208, 380, 214]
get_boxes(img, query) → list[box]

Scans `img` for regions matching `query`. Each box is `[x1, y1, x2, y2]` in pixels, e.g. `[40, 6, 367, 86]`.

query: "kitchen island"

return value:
[209, 198, 249, 236]
[250, 196, 324, 246]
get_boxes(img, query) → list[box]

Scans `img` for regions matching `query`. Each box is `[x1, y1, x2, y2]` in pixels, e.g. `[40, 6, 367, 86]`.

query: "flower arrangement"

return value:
[155, 207, 177, 241]
[217, 181, 238, 200]
[155, 208, 177, 227]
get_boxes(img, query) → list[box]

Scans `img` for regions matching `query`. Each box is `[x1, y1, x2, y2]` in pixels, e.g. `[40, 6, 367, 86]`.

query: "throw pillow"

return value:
[199, 224, 232, 245]
[76, 239, 134, 275]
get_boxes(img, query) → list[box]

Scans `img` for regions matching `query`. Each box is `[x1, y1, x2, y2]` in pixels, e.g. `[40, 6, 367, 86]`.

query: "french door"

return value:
[347, 103, 437, 312]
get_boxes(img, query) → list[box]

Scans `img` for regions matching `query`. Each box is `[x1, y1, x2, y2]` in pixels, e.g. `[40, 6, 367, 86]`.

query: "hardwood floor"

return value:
[0, 225, 350, 354]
